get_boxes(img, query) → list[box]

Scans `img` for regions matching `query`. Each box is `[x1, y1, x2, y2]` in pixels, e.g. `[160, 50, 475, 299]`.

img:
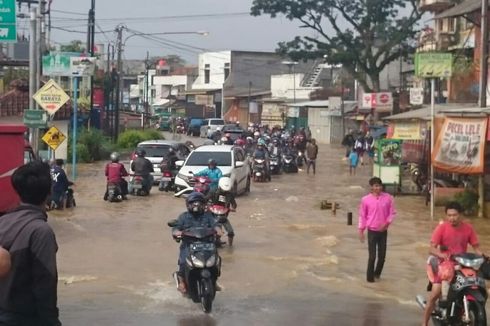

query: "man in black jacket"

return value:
[0, 161, 61, 326]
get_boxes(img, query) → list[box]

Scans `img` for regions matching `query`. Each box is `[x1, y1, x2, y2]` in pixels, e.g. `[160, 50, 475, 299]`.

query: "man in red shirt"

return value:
[104, 152, 129, 200]
[422, 201, 483, 326]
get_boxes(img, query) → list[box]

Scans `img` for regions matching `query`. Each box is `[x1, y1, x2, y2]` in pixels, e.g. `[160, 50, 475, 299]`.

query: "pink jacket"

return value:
[358, 192, 396, 232]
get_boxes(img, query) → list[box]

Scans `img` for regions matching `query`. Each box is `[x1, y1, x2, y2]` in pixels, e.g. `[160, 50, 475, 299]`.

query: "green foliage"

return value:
[67, 128, 113, 163]
[454, 190, 479, 216]
[60, 40, 85, 53]
[251, 0, 422, 92]
[117, 129, 164, 149]
[68, 143, 91, 163]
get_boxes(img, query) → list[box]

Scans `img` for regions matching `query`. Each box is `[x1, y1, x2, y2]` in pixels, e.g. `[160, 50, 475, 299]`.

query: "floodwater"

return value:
[47, 133, 490, 325]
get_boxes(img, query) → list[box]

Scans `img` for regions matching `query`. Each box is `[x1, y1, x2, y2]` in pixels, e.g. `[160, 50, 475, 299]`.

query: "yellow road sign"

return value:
[42, 126, 66, 151]
[33, 79, 70, 115]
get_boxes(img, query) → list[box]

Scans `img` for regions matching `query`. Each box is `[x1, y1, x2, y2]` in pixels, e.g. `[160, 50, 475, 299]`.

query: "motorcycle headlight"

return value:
[206, 255, 217, 267]
[191, 255, 205, 268]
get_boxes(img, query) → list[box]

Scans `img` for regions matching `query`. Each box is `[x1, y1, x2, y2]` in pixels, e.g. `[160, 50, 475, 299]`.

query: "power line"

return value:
[51, 9, 87, 16]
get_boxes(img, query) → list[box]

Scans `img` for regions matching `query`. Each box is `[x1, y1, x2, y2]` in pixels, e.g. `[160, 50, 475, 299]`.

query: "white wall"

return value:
[192, 51, 231, 89]
[153, 75, 189, 102]
[271, 74, 316, 100]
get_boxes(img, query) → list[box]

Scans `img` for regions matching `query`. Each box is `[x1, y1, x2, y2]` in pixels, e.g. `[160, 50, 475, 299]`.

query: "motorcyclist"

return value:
[50, 159, 73, 209]
[223, 133, 234, 145]
[253, 139, 270, 180]
[422, 201, 484, 326]
[130, 149, 154, 192]
[172, 192, 222, 293]
[269, 138, 282, 157]
[194, 159, 223, 196]
[104, 152, 129, 200]
[211, 177, 237, 246]
[162, 147, 178, 171]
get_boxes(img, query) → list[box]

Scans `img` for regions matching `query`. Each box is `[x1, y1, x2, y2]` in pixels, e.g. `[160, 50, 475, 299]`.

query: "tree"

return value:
[60, 40, 85, 53]
[251, 0, 421, 92]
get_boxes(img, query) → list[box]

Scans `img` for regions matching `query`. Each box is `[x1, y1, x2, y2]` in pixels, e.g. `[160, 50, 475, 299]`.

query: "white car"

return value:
[174, 145, 251, 195]
[200, 118, 225, 138]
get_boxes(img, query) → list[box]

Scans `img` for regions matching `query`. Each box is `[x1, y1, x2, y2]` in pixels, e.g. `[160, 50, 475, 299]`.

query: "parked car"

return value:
[200, 118, 225, 138]
[187, 118, 205, 136]
[130, 140, 192, 181]
[174, 145, 251, 195]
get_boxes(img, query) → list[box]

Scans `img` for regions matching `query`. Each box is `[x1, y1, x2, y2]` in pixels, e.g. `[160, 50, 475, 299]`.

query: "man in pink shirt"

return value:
[358, 177, 396, 283]
[422, 201, 483, 326]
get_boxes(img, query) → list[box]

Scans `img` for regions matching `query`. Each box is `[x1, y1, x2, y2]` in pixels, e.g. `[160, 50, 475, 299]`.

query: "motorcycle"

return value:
[416, 253, 489, 326]
[158, 160, 176, 192]
[253, 158, 269, 182]
[208, 202, 232, 247]
[282, 153, 298, 173]
[174, 174, 212, 198]
[296, 150, 305, 167]
[269, 154, 281, 175]
[48, 184, 75, 210]
[169, 224, 221, 313]
[129, 175, 151, 196]
[106, 182, 123, 202]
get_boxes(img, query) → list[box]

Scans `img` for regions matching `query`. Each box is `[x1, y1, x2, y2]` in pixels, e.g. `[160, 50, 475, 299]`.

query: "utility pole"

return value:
[478, 0, 488, 218]
[114, 26, 123, 142]
[145, 50, 150, 128]
[105, 42, 111, 135]
[28, 6, 38, 153]
[88, 0, 95, 113]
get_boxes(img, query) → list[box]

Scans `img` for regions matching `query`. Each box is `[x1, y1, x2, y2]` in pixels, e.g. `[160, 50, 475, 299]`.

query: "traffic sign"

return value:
[0, 0, 17, 43]
[23, 109, 47, 128]
[415, 52, 453, 78]
[33, 79, 70, 115]
[42, 126, 66, 151]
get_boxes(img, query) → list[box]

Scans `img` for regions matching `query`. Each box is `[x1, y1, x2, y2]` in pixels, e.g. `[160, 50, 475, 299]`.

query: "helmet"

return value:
[208, 158, 217, 167]
[235, 138, 246, 146]
[218, 177, 232, 192]
[225, 133, 231, 138]
[272, 138, 279, 145]
[220, 136, 228, 143]
[186, 192, 206, 214]
[246, 136, 253, 144]
[136, 149, 146, 157]
[253, 131, 260, 138]
[110, 152, 120, 162]
[258, 139, 266, 146]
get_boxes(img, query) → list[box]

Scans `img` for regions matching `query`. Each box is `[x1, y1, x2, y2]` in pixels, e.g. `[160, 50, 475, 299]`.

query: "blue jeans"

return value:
[178, 244, 190, 275]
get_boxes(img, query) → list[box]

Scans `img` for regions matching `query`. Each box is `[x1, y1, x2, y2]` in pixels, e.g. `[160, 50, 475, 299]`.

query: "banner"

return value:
[387, 121, 423, 140]
[415, 52, 453, 78]
[432, 117, 487, 174]
[409, 88, 424, 105]
[360, 92, 393, 112]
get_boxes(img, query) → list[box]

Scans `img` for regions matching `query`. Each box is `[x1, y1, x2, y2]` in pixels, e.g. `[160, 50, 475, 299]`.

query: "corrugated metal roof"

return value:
[384, 104, 487, 120]
[434, 0, 485, 19]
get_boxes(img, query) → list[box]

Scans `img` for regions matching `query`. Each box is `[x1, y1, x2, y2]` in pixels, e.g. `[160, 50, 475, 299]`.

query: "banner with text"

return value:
[432, 117, 487, 174]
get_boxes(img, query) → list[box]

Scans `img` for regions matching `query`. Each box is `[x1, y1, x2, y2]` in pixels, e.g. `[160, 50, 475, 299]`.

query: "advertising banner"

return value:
[432, 117, 487, 174]
[415, 52, 452, 78]
[387, 121, 423, 140]
[376, 139, 402, 166]
[409, 88, 424, 105]
[360, 92, 393, 112]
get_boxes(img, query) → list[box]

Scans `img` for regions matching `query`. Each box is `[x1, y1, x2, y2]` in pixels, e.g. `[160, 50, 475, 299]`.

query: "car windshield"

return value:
[210, 120, 224, 125]
[186, 151, 232, 166]
[138, 145, 170, 158]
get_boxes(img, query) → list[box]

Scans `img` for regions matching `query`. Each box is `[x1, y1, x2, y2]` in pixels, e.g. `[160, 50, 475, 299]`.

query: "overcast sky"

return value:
[21, 0, 313, 64]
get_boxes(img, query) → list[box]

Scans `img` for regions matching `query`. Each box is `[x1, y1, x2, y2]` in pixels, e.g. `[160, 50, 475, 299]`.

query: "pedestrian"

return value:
[365, 132, 375, 164]
[358, 177, 396, 283]
[348, 148, 359, 175]
[354, 134, 366, 165]
[0, 161, 62, 325]
[306, 138, 319, 175]
[341, 129, 355, 159]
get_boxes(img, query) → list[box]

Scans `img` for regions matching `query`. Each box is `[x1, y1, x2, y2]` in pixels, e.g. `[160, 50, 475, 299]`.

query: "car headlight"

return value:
[206, 255, 217, 267]
[177, 173, 189, 182]
[191, 255, 205, 268]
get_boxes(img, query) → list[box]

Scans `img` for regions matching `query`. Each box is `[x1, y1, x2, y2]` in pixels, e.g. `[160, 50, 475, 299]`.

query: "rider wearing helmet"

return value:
[212, 177, 238, 246]
[130, 149, 154, 191]
[172, 192, 222, 293]
[104, 152, 129, 200]
[162, 147, 178, 171]
[253, 139, 270, 180]
[223, 133, 233, 145]
[194, 158, 223, 195]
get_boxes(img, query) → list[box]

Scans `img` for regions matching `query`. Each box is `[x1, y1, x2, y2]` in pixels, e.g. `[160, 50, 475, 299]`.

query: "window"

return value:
[138, 145, 170, 158]
[204, 64, 210, 84]
[186, 151, 232, 166]
[210, 119, 224, 125]
[187, 95, 196, 103]
[448, 18, 455, 33]
[224, 63, 230, 80]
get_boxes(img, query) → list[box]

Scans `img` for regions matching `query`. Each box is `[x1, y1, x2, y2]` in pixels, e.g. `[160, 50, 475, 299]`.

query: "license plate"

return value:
[190, 242, 215, 251]
[132, 184, 142, 189]
[161, 177, 171, 181]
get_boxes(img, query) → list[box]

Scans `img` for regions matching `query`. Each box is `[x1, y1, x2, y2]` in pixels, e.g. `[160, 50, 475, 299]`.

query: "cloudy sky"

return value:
[20, 0, 314, 63]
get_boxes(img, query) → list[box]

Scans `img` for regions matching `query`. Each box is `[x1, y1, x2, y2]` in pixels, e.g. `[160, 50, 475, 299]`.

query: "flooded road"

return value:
[48, 133, 490, 325]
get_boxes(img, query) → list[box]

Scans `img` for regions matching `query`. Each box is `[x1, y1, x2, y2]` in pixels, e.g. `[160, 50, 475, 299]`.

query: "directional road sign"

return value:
[23, 109, 47, 128]
[33, 79, 70, 115]
[0, 0, 17, 42]
[42, 126, 66, 151]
